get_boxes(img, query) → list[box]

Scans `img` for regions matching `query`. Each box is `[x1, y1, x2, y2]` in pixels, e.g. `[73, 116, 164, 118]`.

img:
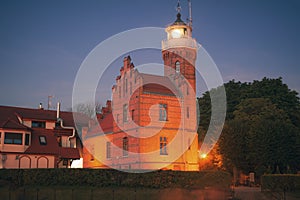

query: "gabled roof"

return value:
[140, 73, 180, 96]
[1, 118, 31, 130]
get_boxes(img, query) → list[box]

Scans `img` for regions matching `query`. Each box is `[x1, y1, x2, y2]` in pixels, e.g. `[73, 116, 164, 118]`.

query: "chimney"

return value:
[56, 102, 60, 119]
[39, 103, 43, 110]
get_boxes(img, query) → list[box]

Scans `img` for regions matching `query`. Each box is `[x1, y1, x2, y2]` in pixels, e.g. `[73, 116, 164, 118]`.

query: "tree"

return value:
[198, 78, 300, 175]
[219, 98, 300, 175]
[71, 102, 102, 118]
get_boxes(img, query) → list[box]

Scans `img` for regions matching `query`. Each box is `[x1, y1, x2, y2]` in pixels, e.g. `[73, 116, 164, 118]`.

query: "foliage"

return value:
[198, 77, 300, 175]
[261, 174, 300, 192]
[0, 169, 231, 189]
[71, 102, 102, 118]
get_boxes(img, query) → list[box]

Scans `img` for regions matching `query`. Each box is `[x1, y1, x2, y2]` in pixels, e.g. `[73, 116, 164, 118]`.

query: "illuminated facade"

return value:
[83, 11, 199, 171]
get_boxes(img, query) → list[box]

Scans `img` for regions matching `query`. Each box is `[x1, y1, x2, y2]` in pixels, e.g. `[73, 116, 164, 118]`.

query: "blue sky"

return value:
[0, 0, 299, 110]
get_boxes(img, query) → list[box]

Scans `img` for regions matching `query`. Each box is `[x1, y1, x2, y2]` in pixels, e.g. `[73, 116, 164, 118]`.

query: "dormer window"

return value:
[32, 121, 46, 128]
[39, 136, 47, 145]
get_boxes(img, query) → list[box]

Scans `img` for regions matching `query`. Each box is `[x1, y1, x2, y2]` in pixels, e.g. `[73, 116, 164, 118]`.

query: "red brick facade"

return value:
[83, 13, 199, 171]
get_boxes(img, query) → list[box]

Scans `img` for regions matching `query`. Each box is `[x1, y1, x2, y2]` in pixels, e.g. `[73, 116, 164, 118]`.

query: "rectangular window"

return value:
[106, 142, 111, 159]
[4, 132, 22, 145]
[39, 136, 47, 145]
[119, 86, 121, 98]
[187, 107, 190, 118]
[32, 121, 46, 128]
[25, 134, 30, 146]
[123, 137, 128, 156]
[160, 137, 168, 155]
[131, 109, 135, 121]
[159, 104, 167, 121]
[123, 104, 128, 122]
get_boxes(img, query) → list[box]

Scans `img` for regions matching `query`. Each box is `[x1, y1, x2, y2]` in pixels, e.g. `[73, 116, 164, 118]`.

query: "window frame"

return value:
[131, 109, 135, 121]
[175, 61, 180, 73]
[123, 137, 128, 157]
[4, 132, 23, 145]
[39, 136, 47, 145]
[25, 133, 30, 146]
[31, 121, 46, 128]
[187, 107, 190, 119]
[160, 136, 168, 155]
[106, 142, 111, 159]
[159, 104, 167, 121]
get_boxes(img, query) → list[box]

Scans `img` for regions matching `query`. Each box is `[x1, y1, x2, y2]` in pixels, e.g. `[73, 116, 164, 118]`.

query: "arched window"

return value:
[175, 61, 180, 73]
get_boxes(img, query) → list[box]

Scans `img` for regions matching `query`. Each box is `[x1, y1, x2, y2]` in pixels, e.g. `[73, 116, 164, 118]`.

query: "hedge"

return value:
[261, 174, 300, 192]
[0, 169, 231, 189]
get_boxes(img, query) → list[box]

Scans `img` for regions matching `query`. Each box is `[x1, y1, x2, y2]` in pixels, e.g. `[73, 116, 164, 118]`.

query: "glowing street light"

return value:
[200, 153, 207, 159]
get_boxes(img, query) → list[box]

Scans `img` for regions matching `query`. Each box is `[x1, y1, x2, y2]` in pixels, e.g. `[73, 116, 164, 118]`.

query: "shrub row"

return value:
[261, 174, 300, 192]
[0, 169, 231, 189]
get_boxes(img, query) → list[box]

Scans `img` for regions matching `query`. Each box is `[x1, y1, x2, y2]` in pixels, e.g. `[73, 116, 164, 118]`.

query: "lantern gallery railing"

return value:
[162, 37, 197, 50]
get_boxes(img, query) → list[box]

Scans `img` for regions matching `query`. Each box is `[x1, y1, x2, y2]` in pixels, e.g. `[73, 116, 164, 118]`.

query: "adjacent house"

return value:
[0, 104, 88, 168]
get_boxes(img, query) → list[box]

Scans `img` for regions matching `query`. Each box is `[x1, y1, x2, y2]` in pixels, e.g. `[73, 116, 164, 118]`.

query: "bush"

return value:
[261, 174, 300, 192]
[0, 169, 231, 189]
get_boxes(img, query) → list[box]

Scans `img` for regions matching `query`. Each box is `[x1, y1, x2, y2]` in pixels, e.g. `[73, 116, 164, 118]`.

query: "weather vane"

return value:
[176, 0, 181, 13]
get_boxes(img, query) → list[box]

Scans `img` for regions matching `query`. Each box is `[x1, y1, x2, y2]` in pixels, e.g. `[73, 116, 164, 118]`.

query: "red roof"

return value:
[25, 128, 80, 159]
[0, 105, 82, 159]
[59, 148, 80, 159]
[0, 105, 90, 128]
[140, 73, 180, 96]
[86, 113, 113, 139]
[25, 129, 59, 155]
[1, 118, 31, 130]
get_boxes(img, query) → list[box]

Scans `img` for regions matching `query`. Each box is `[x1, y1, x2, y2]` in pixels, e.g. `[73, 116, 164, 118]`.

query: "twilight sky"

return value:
[0, 0, 299, 110]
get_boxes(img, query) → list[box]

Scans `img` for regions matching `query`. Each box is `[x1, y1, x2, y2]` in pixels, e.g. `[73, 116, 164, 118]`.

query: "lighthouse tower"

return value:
[162, 3, 197, 92]
[161, 1, 199, 171]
